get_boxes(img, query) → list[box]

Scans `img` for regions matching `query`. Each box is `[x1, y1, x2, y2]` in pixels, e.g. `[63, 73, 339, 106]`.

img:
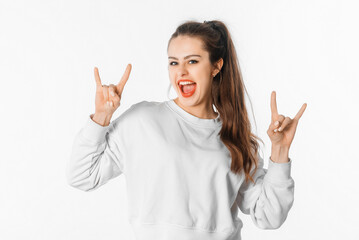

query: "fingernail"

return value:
[274, 129, 278, 132]
[275, 121, 279, 126]
[110, 91, 115, 96]
[278, 127, 282, 132]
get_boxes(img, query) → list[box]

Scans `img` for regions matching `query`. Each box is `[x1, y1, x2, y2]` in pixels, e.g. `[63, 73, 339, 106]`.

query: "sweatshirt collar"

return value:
[166, 99, 222, 128]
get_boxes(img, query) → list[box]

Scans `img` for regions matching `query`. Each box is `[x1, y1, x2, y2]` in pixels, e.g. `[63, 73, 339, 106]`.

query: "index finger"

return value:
[271, 91, 279, 121]
[116, 63, 132, 94]
[94, 67, 102, 89]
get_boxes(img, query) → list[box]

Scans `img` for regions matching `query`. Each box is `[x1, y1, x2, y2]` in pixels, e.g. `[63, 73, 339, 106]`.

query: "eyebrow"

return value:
[168, 54, 202, 60]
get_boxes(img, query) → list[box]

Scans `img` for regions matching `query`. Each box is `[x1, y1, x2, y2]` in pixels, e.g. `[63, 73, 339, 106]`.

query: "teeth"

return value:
[179, 81, 195, 85]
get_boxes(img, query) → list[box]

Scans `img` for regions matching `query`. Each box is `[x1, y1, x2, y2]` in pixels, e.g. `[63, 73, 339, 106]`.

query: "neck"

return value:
[174, 97, 218, 119]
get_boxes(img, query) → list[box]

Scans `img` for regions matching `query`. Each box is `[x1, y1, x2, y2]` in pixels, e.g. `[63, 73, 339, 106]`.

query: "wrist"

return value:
[91, 113, 112, 127]
[271, 145, 290, 163]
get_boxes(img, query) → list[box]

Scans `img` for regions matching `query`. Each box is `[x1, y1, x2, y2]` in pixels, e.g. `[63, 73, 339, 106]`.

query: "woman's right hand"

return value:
[93, 64, 132, 117]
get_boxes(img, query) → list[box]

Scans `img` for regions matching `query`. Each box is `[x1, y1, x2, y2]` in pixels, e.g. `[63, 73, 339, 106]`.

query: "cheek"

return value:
[169, 72, 178, 89]
[196, 65, 211, 79]
[168, 70, 175, 82]
[196, 70, 212, 88]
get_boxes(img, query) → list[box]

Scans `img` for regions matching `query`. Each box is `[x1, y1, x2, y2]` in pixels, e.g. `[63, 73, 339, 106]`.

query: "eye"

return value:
[169, 60, 198, 66]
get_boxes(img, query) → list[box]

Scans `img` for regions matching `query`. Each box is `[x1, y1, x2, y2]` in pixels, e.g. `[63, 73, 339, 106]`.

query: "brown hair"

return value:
[167, 20, 264, 184]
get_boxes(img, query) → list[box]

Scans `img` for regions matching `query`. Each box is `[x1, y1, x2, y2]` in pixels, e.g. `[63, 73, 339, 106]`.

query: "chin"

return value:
[178, 96, 201, 108]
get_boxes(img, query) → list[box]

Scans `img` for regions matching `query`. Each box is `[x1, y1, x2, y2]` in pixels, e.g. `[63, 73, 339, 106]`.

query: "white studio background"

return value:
[0, 0, 358, 239]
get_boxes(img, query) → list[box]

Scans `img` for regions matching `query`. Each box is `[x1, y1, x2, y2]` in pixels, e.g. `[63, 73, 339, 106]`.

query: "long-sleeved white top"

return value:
[66, 99, 294, 240]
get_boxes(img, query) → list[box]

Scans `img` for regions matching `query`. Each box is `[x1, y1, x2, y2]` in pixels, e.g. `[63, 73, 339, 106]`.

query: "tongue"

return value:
[183, 83, 196, 93]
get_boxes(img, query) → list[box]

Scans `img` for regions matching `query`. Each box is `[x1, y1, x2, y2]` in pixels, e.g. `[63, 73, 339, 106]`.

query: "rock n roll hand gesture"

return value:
[91, 64, 132, 127]
[267, 91, 307, 163]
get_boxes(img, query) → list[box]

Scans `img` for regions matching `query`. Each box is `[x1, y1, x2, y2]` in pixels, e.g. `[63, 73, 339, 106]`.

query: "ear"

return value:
[212, 58, 224, 76]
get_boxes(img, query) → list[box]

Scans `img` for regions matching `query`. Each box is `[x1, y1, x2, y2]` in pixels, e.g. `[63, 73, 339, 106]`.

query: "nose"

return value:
[177, 64, 189, 78]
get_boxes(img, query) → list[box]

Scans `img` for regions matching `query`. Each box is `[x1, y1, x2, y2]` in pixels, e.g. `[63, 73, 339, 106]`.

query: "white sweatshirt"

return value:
[66, 99, 294, 240]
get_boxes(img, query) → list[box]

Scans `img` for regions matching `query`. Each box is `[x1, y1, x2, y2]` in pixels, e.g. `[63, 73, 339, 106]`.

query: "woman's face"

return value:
[167, 35, 218, 107]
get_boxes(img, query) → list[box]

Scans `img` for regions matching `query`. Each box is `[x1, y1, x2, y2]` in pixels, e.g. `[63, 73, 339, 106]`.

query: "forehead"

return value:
[168, 35, 207, 57]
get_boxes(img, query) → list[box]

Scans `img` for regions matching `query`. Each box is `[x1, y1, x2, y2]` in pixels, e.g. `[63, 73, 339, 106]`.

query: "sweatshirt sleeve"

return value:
[66, 113, 125, 192]
[235, 153, 294, 229]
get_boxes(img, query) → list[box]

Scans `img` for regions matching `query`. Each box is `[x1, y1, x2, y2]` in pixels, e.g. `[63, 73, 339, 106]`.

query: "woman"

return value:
[67, 20, 307, 240]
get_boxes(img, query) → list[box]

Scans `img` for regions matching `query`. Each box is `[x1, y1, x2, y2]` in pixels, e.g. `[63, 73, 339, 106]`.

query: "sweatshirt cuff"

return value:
[265, 156, 292, 182]
[80, 114, 110, 144]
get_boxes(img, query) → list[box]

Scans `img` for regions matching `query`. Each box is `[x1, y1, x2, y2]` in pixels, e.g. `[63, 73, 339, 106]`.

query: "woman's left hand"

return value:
[267, 91, 307, 149]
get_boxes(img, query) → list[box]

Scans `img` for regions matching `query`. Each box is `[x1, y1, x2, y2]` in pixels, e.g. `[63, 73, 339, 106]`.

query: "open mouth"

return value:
[180, 83, 196, 93]
[178, 80, 197, 97]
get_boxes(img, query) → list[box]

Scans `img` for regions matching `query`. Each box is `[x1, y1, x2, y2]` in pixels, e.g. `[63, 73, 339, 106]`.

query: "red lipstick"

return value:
[178, 79, 196, 98]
